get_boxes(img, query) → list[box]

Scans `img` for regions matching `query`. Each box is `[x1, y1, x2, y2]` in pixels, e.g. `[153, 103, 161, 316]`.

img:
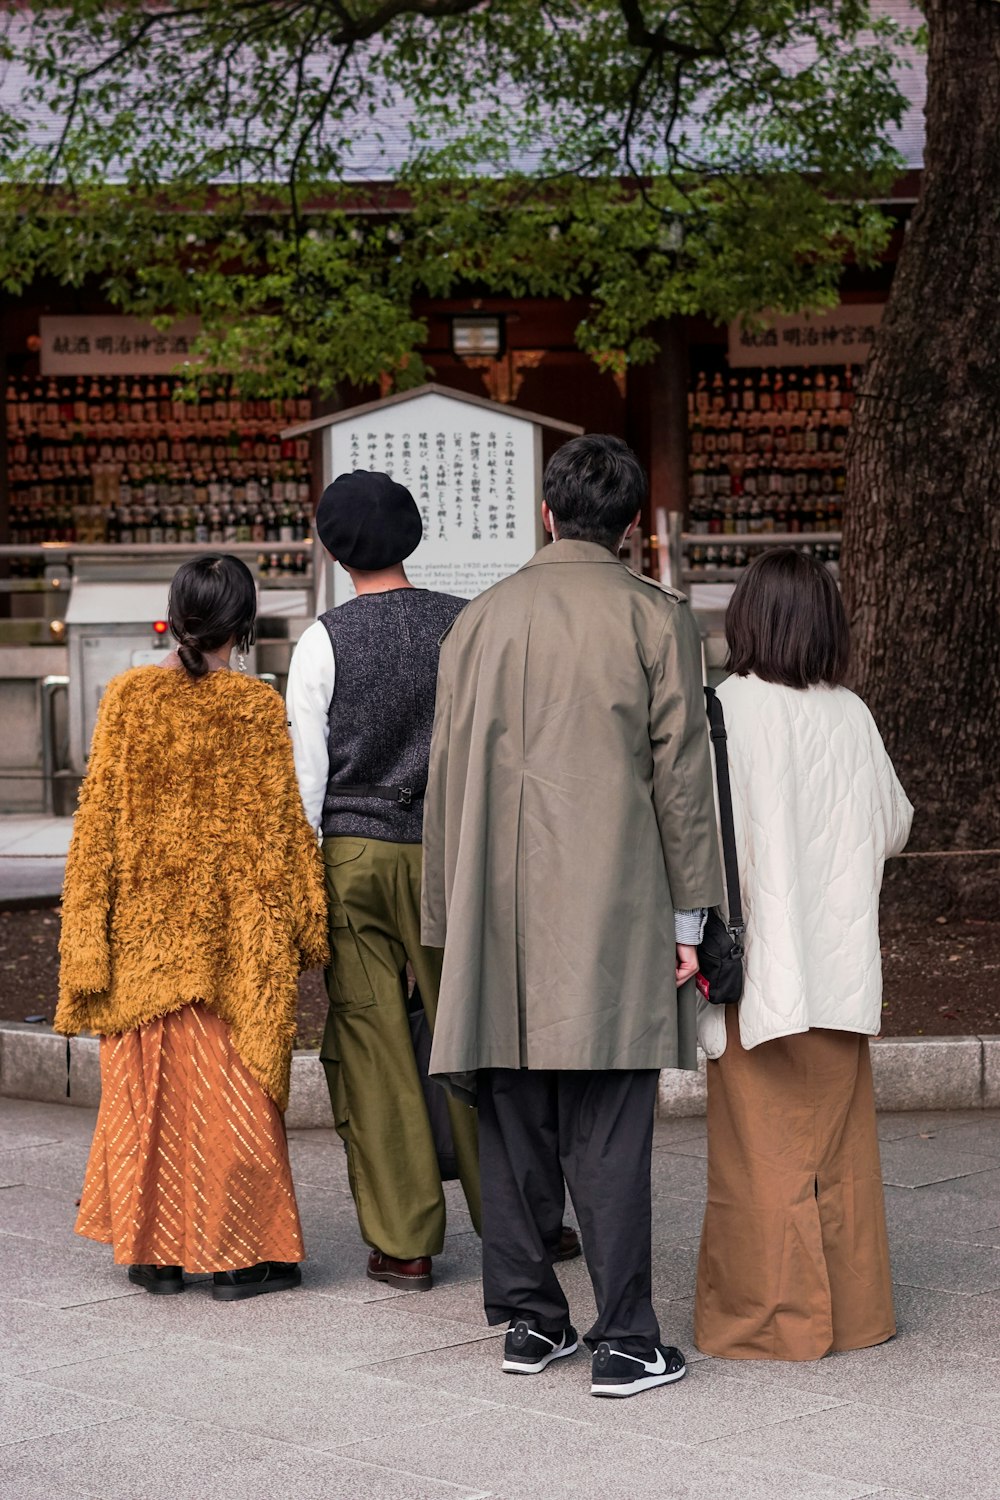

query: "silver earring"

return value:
[237, 651, 247, 673]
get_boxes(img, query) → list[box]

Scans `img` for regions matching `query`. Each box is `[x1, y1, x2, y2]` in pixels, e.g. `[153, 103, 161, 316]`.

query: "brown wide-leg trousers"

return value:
[695, 1007, 894, 1361]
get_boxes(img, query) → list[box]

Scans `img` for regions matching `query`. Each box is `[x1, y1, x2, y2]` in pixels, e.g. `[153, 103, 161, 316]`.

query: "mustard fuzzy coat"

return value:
[54, 665, 329, 1110]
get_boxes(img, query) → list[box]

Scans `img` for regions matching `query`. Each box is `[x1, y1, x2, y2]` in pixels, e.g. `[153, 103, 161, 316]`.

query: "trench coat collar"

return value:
[522, 538, 623, 569]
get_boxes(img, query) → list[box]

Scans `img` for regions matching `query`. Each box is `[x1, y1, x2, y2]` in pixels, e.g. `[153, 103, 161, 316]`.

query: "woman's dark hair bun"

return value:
[176, 641, 209, 680]
[167, 554, 257, 680]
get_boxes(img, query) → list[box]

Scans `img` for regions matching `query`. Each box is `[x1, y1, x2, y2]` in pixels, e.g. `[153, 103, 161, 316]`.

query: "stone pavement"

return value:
[3, 1101, 1000, 1500]
[0, 817, 72, 905]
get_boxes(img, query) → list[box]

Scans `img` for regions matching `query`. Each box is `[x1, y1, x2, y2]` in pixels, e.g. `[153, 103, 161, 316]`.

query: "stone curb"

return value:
[2, 1020, 1000, 1124]
[658, 1034, 1000, 1117]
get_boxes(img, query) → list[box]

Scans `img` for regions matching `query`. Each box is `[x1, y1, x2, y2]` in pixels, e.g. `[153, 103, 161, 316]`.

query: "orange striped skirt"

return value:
[76, 1002, 304, 1272]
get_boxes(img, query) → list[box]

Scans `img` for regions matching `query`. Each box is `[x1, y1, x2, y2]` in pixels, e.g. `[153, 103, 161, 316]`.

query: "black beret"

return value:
[315, 470, 424, 571]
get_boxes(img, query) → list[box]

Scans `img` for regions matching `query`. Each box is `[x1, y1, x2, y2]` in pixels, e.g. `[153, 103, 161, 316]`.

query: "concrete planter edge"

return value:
[2, 1021, 999, 1125]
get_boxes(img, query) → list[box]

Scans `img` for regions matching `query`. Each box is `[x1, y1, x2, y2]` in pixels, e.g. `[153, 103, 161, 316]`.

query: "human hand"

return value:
[676, 944, 699, 986]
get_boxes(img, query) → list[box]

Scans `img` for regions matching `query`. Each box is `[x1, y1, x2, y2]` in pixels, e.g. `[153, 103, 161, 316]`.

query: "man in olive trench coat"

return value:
[422, 434, 723, 1398]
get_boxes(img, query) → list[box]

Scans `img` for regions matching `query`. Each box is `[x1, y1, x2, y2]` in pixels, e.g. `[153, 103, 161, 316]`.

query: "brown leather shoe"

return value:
[367, 1249, 433, 1291]
[554, 1225, 582, 1262]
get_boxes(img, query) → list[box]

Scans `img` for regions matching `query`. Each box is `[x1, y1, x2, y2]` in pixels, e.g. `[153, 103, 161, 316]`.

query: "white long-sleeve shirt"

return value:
[285, 621, 336, 835]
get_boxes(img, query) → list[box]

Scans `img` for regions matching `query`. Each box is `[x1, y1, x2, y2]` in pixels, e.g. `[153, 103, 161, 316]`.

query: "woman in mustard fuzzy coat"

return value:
[56, 555, 328, 1301]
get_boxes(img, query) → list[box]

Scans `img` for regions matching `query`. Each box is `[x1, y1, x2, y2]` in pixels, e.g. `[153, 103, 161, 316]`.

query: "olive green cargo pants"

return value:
[320, 836, 482, 1259]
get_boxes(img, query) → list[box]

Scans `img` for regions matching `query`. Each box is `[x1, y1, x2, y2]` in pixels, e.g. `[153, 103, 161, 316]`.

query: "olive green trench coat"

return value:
[422, 539, 724, 1103]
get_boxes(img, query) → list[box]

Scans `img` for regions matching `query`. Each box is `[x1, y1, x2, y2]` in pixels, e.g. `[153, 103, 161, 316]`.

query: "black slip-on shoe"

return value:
[128, 1264, 185, 1295]
[590, 1341, 687, 1397]
[212, 1262, 302, 1302]
[502, 1320, 579, 1374]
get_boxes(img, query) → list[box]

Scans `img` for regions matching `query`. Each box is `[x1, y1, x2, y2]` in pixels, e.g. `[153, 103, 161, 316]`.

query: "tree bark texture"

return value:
[843, 0, 1000, 897]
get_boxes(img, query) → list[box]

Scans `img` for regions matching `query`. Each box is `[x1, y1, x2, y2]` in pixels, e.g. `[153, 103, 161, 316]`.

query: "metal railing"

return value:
[656, 509, 842, 590]
[40, 676, 69, 816]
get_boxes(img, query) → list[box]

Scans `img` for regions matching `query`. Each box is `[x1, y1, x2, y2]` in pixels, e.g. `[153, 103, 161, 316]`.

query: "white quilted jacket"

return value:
[697, 673, 913, 1060]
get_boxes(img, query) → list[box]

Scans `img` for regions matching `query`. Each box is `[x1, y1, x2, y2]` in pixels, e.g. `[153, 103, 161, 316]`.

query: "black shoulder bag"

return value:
[696, 687, 746, 1005]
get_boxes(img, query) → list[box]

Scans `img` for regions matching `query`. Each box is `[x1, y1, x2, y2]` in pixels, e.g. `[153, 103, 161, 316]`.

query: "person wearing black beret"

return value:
[286, 471, 580, 1290]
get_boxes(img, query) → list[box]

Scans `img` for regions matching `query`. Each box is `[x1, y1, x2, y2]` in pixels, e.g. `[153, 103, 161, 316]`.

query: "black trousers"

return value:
[478, 1068, 661, 1355]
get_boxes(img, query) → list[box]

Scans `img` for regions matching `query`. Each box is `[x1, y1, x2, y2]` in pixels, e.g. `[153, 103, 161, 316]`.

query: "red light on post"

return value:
[153, 620, 169, 635]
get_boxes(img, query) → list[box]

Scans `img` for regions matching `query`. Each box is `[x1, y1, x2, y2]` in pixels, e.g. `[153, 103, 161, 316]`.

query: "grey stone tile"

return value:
[661, 1135, 709, 1160]
[37, 1339, 484, 1450]
[0, 1416, 485, 1500]
[0, 1457, 89, 1500]
[876, 1110, 985, 1142]
[649, 1150, 708, 1201]
[0, 1184, 90, 1247]
[0, 1164, 24, 1188]
[401, 1275, 489, 1326]
[652, 1190, 709, 1242]
[440, 1178, 477, 1237]
[717, 1337, 1000, 1434]
[298, 1210, 483, 1307]
[883, 1182, 1000, 1240]
[706, 1399, 1000, 1497]
[651, 1117, 708, 1149]
[358, 1332, 847, 1445]
[341, 1405, 881, 1499]
[878, 1136, 999, 1188]
[928, 1117, 1000, 1158]
[285, 1129, 354, 1188]
[863, 1493, 929, 1499]
[654, 1296, 711, 1362]
[0, 1097, 93, 1132]
[0, 1123, 61, 1154]
[892, 1283, 1000, 1352]
[0, 1234, 141, 1309]
[890, 1230, 1000, 1294]
[0, 1376, 136, 1446]
[0, 1140, 92, 1195]
[0, 1298, 169, 1379]
[75, 1285, 495, 1367]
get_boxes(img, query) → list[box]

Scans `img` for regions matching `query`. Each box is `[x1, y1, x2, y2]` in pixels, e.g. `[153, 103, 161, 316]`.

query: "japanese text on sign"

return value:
[727, 304, 884, 368]
[325, 392, 542, 603]
[40, 316, 203, 375]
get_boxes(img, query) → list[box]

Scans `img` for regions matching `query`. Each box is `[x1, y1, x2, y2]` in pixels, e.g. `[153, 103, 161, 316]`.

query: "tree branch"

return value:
[617, 0, 724, 61]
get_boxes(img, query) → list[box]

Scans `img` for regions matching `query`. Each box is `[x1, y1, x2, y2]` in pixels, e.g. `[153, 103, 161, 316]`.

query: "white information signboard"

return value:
[304, 387, 580, 606]
[728, 303, 884, 368]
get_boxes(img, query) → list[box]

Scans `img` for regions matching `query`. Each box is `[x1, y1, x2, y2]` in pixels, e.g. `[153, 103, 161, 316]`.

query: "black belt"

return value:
[333, 784, 424, 808]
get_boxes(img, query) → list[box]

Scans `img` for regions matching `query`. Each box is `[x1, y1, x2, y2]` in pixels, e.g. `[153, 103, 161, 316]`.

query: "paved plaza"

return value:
[3, 1099, 1000, 1499]
[0, 817, 72, 905]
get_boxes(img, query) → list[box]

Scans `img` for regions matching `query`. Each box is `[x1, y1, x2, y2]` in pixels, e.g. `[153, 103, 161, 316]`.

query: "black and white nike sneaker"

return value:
[501, 1320, 579, 1374]
[590, 1341, 687, 1397]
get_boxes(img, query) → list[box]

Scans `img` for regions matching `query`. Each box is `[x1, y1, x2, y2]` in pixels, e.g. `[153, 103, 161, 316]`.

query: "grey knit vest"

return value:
[319, 589, 466, 843]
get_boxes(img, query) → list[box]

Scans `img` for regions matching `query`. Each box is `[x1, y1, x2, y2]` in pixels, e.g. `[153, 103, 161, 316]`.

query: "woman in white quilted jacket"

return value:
[694, 548, 913, 1361]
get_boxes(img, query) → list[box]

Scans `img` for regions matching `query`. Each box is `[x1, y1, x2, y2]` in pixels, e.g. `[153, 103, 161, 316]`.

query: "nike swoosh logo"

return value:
[643, 1350, 667, 1375]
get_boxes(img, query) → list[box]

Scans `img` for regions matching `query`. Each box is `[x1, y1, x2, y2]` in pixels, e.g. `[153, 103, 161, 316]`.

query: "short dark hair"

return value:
[543, 434, 647, 551]
[725, 549, 850, 689]
[167, 554, 257, 680]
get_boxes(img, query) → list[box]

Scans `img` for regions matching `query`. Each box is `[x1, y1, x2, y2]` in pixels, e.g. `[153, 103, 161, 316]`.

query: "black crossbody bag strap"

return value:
[705, 686, 744, 937]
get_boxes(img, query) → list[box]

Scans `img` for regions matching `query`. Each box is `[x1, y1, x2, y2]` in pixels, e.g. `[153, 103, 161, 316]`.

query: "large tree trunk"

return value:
[842, 0, 1000, 903]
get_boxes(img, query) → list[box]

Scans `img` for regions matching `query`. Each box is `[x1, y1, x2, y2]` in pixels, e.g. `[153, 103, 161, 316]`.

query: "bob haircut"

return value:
[167, 554, 257, 681]
[725, 548, 850, 689]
